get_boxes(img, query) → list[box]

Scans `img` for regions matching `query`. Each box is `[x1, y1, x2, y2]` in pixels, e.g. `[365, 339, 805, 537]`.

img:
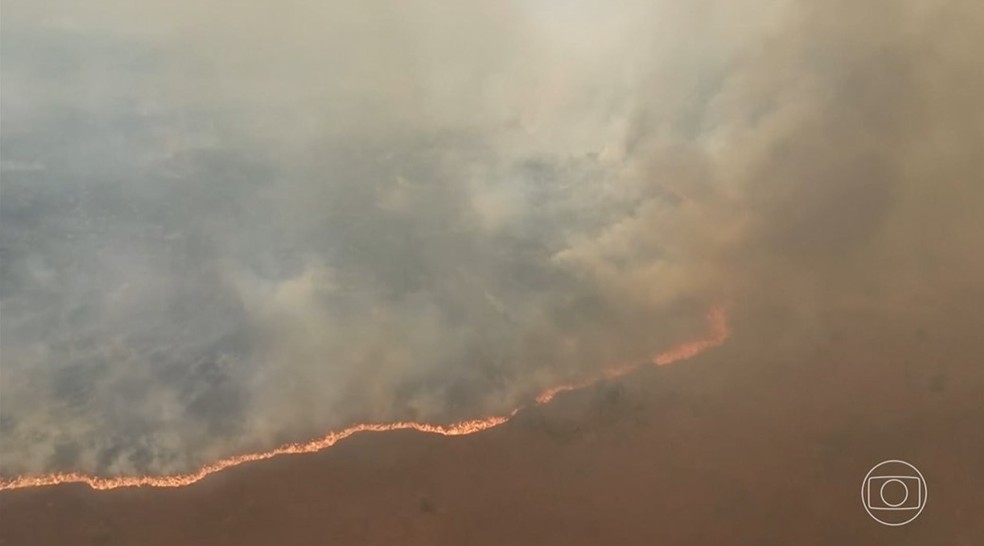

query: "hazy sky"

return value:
[2, 0, 981, 477]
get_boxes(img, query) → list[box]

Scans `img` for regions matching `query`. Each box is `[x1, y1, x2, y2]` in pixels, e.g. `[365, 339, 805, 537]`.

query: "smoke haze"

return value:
[2, 0, 982, 477]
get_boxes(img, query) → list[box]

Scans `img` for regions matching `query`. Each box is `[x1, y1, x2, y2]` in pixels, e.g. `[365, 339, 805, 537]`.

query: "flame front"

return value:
[0, 306, 729, 491]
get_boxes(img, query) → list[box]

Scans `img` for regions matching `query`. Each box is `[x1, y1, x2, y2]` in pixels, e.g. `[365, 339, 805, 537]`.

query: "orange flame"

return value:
[0, 306, 729, 491]
[535, 305, 729, 404]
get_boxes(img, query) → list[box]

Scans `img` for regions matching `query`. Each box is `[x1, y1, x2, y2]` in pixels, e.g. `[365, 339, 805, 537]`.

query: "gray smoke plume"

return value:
[2, 0, 982, 477]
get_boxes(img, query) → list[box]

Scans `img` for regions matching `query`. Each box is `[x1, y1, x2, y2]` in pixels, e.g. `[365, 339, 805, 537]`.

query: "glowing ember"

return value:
[0, 306, 729, 491]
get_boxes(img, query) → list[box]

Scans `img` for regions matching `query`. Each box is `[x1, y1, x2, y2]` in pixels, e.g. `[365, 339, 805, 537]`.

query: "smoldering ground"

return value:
[1, 0, 981, 477]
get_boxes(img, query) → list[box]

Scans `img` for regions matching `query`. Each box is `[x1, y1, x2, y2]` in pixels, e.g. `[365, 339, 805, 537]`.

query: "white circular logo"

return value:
[861, 460, 927, 526]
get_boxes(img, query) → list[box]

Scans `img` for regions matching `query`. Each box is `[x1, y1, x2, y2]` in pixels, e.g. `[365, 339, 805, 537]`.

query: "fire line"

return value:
[0, 306, 729, 491]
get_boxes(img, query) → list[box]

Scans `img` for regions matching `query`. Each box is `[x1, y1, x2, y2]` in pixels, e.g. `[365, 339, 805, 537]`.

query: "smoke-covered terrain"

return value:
[2, 0, 982, 477]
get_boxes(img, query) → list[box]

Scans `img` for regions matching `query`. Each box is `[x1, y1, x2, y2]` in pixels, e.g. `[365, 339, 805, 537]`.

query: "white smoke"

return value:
[2, 0, 982, 476]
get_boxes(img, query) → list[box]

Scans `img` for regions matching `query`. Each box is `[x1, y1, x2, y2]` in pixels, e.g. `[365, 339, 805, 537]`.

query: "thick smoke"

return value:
[2, 0, 981, 477]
